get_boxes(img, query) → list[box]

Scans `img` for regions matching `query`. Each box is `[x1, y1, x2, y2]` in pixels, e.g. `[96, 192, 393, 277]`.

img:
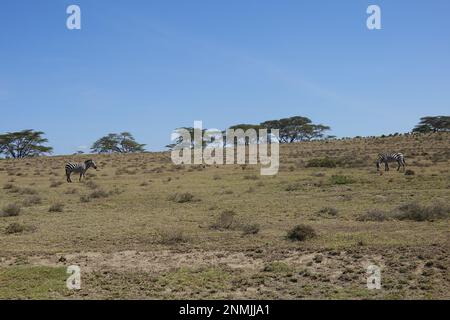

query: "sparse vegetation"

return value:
[0, 132, 448, 299]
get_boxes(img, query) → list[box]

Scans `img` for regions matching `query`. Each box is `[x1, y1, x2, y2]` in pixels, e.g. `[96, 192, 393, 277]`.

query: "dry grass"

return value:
[0, 133, 449, 299]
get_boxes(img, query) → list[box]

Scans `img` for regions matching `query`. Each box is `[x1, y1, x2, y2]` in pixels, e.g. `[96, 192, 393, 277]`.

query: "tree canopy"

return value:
[412, 116, 450, 133]
[91, 132, 146, 153]
[0, 129, 53, 158]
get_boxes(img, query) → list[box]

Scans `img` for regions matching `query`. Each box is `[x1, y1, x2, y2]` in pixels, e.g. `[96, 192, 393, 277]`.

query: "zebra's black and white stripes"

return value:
[376, 153, 406, 172]
[65, 160, 97, 182]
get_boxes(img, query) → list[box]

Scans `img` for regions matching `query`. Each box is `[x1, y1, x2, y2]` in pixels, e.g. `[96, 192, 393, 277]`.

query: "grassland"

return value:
[0, 133, 449, 299]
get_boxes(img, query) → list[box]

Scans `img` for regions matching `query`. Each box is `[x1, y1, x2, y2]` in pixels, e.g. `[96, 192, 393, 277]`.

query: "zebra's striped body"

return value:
[376, 153, 406, 172]
[65, 160, 97, 182]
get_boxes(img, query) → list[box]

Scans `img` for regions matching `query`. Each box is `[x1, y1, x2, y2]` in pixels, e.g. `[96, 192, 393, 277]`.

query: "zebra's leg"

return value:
[79, 172, 83, 182]
[385, 163, 389, 171]
[397, 161, 401, 171]
[66, 170, 72, 183]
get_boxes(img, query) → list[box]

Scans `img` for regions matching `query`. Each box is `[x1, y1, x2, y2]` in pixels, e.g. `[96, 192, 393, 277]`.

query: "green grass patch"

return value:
[0, 266, 69, 299]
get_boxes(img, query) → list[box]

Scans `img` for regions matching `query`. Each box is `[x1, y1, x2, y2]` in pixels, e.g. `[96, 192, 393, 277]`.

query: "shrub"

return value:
[19, 187, 38, 195]
[330, 175, 354, 185]
[49, 203, 64, 213]
[4, 223, 33, 234]
[89, 189, 109, 199]
[404, 169, 415, 176]
[285, 183, 302, 192]
[243, 175, 259, 180]
[357, 209, 390, 222]
[319, 207, 339, 216]
[158, 229, 189, 245]
[241, 223, 260, 235]
[210, 210, 236, 230]
[393, 202, 449, 221]
[3, 183, 14, 190]
[168, 192, 195, 203]
[22, 195, 42, 207]
[286, 224, 316, 241]
[80, 195, 91, 203]
[306, 157, 337, 168]
[1, 203, 21, 217]
[49, 180, 63, 188]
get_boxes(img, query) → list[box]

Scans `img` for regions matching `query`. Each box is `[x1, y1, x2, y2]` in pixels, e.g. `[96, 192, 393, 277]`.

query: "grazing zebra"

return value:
[376, 153, 406, 172]
[65, 160, 98, 183]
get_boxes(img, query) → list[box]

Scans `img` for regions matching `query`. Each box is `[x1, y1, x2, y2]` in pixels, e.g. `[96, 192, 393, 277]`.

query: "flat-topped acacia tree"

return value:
[0, 129, 53, 159]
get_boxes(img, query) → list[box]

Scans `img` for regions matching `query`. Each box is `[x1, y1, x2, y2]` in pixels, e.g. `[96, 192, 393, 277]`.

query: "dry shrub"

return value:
[241, 223, 260, 236]
[157, 229, 189, 245]
[210, 210, 236, 230]
[22, 195, 42, 207]
[4, 223, 34, 234]
[357, 209, 390, 222]
[89, 189, 110, 199]
[318, 207, 339, 217]
[49, 203, 64, 213]
[286, 225, 316, 241]
[168, 192, 195, 203]
[1, 203, 21, 217]
[49, 180, 63, 188]
[19, 187, 38, 195]
[393, 202, 449, 221]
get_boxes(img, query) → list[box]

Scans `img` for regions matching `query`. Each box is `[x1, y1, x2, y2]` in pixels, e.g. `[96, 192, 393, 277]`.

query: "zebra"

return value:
[376, 153, 406, 172]
[65, 160, 98, 183]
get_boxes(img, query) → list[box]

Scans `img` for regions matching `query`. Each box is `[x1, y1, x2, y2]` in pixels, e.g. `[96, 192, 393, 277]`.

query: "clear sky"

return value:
[0, 0, 449, 154]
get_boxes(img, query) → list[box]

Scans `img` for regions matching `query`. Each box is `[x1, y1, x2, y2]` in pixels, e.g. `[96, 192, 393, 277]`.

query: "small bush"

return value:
[243, 175, 259, 180]
[286, 224, 316, 242]
[158, 229, 189, 245]
[85, 180, 99, 189]
[49, 203, 64, 213]
[3, 183, 14, 190]
[357, 209, 390, 222]
[210, 210, 236, 230]
[330, 175, 354, 185]
[89, 189, 109, 199]
[80, 195, 91, 203]
[22, 195, 42, 207]
[19, 187, 38, 195]
[306, 157, 337, 168]
[393, 202, 449, 221]
[241, 223, 260, 235]
[168, 192, 195, 203]
[285, 183, 302, 192]
[49, 180, 63, 188]
[4, 223, 34, 234]
[319, 207, 339, 217]
[1, 204, 21, 217]
[404, 169, 415, 176]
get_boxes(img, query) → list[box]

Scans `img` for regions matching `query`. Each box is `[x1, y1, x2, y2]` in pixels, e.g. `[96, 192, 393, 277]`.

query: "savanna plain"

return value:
[0, 133, 449, 299]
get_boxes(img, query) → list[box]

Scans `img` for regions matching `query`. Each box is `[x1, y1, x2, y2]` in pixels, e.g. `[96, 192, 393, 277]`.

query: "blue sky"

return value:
[0, 0, 449, 154]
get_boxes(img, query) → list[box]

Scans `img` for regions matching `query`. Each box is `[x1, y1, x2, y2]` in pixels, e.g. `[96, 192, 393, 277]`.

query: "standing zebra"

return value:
[65, 160, 98, 183]
[376, 153, 406, 172]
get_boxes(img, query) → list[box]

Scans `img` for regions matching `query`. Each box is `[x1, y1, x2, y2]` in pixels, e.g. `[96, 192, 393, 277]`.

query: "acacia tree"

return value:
[260, 116, 330, 143]
[412, 116, 450, 133]
[91, 132, 145, 153]
[0, 130, 53, 158]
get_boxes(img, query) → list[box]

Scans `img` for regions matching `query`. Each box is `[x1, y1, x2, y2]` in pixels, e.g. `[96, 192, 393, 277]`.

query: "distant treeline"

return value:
[0, 116, 448, 159]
